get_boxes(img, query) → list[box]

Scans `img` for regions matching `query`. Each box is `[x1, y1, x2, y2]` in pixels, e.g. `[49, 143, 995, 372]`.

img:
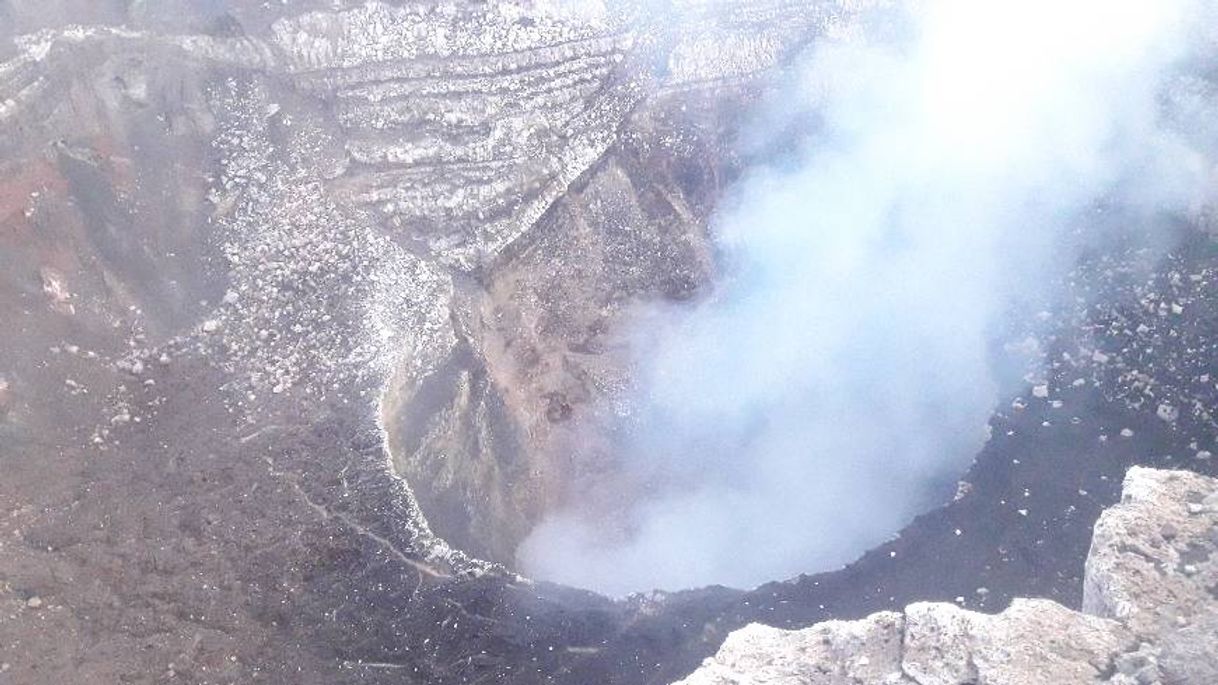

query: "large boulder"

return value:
[1084, 466, 1218, 684]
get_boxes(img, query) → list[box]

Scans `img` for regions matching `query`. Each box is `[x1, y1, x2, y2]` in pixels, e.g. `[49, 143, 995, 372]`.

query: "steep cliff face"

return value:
[1, 0, 868, 570]
[675, 467, 1218, 685]
[0, 2, 880, 682]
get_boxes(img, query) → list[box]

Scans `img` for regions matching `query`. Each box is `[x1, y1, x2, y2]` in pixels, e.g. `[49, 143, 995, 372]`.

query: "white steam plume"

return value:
[518, 0, 1215, 596]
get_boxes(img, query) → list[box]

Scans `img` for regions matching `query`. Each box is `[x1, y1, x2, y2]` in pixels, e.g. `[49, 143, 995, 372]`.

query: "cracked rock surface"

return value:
[675, 467, 1218, 685]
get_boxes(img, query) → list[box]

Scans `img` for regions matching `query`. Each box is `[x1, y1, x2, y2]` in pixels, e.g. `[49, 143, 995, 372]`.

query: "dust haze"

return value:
[519, 0, 1216, 596]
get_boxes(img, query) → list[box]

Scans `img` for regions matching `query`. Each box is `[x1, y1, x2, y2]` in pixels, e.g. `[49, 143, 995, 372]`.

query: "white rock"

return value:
[673, 612, 911, 685]
[904, 599, 1130, 685]
[1083, 468, 1217, 630]
[1083, 468, 1218, 683]
[1156, 403, 1179, 423]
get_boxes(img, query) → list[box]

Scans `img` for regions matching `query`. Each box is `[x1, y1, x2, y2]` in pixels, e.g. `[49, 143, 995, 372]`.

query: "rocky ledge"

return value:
[676, 467, 1218, 685]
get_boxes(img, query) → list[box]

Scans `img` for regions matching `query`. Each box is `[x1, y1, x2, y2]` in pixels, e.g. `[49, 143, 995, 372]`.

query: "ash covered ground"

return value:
[2, 1, 1218, 683]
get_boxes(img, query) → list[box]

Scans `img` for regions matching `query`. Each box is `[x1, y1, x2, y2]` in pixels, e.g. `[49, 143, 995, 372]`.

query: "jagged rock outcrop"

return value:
[1084, 467, 1218, 684]
[675, 467, 1218, 685]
